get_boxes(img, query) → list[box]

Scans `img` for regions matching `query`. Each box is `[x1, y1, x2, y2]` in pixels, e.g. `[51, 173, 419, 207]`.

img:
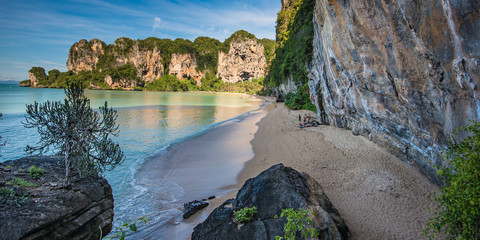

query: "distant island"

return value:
[21, 30, 275, 94]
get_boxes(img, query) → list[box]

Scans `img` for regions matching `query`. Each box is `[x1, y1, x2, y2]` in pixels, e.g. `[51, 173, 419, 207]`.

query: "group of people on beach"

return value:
[299, 113, 320, 128]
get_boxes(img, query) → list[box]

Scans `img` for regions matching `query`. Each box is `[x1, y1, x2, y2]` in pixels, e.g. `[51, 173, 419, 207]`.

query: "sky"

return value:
[0, 0, 281, 82]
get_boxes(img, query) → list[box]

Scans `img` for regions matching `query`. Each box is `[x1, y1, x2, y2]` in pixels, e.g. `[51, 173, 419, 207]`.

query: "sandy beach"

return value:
[140, 98, 440, 239]
[207, 102, 440, 239]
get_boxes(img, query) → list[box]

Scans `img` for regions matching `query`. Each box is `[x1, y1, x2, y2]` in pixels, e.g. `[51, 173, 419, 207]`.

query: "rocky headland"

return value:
[0, 157, 114, 240]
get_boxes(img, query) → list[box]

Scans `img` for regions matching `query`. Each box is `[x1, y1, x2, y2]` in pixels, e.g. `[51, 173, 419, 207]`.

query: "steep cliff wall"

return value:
[114, 38, 164, 83]
[168, 53, 203, 84]
[67, 39, 105, 73]
[308, 0, 480, 181]
[217, 38, 266, 82]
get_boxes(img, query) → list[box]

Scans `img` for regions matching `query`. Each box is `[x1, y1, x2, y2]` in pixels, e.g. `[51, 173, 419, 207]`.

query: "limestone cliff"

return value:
[114, 38, 164, 83]
[217, 38, 267, 82]
[28, 71, 39, 87]
[307, 0, 480, 181]
[67, 39, 105, 73]
[168, 53, 203, 84]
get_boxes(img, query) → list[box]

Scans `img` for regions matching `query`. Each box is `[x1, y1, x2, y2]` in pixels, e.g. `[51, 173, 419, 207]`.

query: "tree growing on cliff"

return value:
[424, 121, 480, 239]
[23, 83, 125, 185]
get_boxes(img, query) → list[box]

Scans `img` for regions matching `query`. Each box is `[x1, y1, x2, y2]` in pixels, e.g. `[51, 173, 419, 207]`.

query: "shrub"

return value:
[0, 187, 29, 207]
[7, 178, 37, 188]
[105, 216, 149, 240]
[284, 82, 316, 112]
[424, 120, 480, 239]
[275, 208, 319, 240]
[234, 206, 258, 224]
[28, 165, 44, 179]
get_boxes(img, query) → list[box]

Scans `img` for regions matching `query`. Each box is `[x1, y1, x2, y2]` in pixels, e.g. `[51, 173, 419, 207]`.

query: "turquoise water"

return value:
[0, 84, 262, 238]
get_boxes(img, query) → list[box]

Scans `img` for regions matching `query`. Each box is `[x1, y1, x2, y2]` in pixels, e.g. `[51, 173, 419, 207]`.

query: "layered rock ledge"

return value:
[192, 164, 349, 240]
[0, 157, 114, 240]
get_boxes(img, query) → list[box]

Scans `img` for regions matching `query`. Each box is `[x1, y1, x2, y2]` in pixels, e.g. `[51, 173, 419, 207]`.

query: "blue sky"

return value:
[0, 0, 280, 82]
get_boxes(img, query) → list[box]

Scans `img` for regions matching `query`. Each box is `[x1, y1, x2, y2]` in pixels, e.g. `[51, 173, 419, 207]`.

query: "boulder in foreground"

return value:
[0, 157, 114, 240]
[192, 164, 349, 239]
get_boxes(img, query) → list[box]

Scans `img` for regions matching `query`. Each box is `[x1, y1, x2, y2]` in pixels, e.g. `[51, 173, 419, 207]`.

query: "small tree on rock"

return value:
[23, 83, 125, 185]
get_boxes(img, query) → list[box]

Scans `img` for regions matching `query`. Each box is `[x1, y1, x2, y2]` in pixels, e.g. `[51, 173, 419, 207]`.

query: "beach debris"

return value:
[183, 200, 209, 219]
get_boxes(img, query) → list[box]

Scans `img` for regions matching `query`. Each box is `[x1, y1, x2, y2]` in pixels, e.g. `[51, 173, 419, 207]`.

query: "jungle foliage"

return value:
[424, 121, 480, 239]
[284, 82, 316, 112]
[266, 0, 314, 89]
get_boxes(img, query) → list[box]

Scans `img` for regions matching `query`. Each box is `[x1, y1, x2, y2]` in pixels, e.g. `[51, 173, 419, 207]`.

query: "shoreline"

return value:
[135, 97, 275, 239]
[204, 103, 440, 239]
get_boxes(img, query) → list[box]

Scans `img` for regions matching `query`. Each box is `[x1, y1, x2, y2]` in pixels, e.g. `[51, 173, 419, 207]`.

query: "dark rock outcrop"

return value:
[192, 164, 348, 240]
[0, 157, 114, 240]
[183, 200, 209, 219]
[307, 0, 480, 182]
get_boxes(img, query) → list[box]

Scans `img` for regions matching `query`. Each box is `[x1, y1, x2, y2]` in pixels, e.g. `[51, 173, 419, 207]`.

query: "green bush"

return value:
[275, 208, 319, 240]
[234, 206, 257, 224]
[28, 165, 44, 179]
[104, 216, 149, 240]
[0, 187, 29, 207]
[424, 121, 480, 239]
[145, 75, 188, 92]
[284, 82, 316, 112]
[7, 178, 37, 188]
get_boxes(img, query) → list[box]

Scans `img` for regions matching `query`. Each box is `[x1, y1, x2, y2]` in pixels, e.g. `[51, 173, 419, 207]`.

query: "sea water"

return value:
[0, 84, 262, 238]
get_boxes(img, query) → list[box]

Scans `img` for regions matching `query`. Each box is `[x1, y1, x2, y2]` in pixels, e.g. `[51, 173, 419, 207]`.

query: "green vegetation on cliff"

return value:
[193, 37, 223, 73]
[29, 67, 48, 85]
[284, 82, 316, 112]
[424, 121, 480, 239]
[265, 0, 315, 110]
[266, 0, 314, 88]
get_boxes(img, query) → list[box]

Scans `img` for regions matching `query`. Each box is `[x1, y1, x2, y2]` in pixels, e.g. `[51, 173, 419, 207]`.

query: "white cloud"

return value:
[153, 17, 162, 31]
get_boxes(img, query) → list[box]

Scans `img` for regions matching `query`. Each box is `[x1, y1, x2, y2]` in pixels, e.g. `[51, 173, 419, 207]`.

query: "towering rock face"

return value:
[28, 71, 39, 87]
[168, 53, 203, 85]
[115, 39, 164, 83]
[67, 39, 105, 73]
[67, 38, 164, 85]
[217, 39, 267, 83]
[308, 0, 480, 181]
